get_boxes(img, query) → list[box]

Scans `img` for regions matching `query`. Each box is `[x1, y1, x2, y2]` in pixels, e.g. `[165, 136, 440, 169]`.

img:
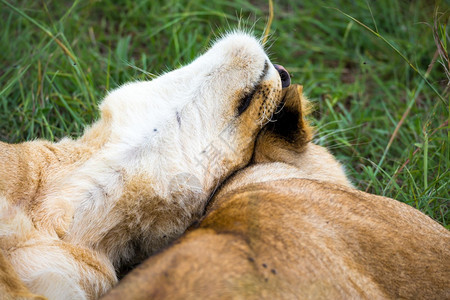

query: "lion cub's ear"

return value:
[253, 84, 312, 163]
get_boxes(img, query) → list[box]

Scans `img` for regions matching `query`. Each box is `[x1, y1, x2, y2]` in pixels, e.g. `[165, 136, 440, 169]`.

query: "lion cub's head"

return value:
[66, 32, 289, 263]
[95, 31, 287, 197]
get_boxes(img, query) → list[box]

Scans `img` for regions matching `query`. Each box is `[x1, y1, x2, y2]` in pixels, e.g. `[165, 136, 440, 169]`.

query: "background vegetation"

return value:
[1, 0, 448, 227]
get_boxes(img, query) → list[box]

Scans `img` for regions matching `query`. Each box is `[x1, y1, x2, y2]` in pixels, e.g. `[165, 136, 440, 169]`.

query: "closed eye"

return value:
[236, 60, 269, 116]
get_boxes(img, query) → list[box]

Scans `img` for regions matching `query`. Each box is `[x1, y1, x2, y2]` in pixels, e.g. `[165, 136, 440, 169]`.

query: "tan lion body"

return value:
[103, 86, 450, 299]
[0, 138, 119, 299]
[0, 32, 284, 299]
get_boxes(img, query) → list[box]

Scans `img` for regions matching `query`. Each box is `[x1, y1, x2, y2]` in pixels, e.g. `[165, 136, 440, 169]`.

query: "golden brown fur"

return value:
[102, 85, 450, 300]
[0, 125, 117, 300]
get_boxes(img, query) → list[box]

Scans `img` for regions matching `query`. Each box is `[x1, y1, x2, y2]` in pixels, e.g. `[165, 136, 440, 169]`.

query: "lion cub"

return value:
[102, 85, 450, 300]
[0, 32, 287, 299]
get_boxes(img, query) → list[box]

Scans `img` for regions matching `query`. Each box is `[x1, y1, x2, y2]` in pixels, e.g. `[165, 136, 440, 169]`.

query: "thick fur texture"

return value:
[0, 250, 46, 300]
[102, 85, 450, 300]
[0, 32, 284, 299]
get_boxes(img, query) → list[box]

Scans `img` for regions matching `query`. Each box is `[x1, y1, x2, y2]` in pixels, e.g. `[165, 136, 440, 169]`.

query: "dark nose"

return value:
[274, 64, 290, 88]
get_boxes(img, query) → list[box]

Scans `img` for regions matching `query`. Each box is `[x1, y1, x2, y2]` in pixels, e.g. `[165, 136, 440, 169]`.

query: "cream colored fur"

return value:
[0, 32, 284, 299]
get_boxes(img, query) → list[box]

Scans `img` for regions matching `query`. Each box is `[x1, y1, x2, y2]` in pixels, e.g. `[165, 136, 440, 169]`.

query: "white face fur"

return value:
[101, 32, 282, 190]
[61, 31, 284, 265]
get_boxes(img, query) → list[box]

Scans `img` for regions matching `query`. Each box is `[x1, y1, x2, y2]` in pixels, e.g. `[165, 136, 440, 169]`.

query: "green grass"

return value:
[1, 0, 448, 228]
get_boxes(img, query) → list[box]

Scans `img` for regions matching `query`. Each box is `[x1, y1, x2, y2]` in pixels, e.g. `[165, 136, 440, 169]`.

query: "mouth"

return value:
[237, 61, 290, 118]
